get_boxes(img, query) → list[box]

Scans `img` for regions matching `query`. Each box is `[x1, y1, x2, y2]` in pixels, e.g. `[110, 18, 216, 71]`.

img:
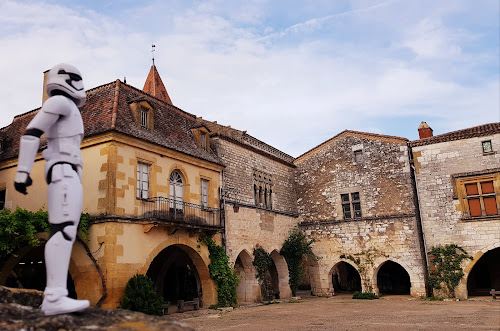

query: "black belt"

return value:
[46, 162, 78, 184]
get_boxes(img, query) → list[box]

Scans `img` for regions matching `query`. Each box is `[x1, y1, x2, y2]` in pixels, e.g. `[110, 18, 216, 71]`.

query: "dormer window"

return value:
[129, 100, 154, 131]
[191, 126, 211, 151]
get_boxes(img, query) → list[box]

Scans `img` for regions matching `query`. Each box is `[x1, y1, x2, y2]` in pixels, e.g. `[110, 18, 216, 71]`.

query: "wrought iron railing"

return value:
[141, 196, 222, 228]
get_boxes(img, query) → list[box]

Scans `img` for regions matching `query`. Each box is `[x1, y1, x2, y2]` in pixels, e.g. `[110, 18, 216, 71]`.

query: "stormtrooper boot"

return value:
[42, 230, 89, 315]
[42, 287, 89, 316]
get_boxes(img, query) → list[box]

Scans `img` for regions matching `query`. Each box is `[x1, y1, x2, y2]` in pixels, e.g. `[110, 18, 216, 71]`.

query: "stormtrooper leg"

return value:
[42, 163, 89, 315]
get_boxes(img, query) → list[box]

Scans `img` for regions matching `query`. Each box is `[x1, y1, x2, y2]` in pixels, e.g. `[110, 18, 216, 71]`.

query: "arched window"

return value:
[254, 184, 258, 206]
[170, 171, 184, 210]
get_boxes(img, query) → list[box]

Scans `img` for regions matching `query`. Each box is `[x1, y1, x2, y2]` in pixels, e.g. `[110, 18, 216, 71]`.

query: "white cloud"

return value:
[0, 0, 498, 157]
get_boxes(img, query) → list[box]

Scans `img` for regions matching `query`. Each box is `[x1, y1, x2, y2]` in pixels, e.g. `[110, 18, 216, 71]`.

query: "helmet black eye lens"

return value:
[58, 69, 82, 81]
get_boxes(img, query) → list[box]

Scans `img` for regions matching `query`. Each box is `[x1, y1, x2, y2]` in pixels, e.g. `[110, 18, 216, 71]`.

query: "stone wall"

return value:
[295, 131, 427, 296]
[411, 132, 500, 299]
[212, 136, 297, 214]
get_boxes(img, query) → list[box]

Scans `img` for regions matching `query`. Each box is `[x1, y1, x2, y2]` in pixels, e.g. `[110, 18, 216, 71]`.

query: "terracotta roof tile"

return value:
[409, 122, 500, 147]
[0, 80, 221, 166]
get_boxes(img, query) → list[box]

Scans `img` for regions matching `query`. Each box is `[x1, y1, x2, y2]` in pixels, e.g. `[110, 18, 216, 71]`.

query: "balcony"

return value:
[141, 196, 222, 229]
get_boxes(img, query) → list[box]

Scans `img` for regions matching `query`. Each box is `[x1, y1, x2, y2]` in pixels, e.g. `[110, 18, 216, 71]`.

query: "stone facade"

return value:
[295, 131, 427, 296]
[209, 130, 298, 302]
[410, 125, 500, 299]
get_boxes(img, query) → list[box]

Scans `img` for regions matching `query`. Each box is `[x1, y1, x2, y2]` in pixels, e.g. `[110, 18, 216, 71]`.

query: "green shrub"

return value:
[119, 274, 164, 315]
[352, 291, 379, 300]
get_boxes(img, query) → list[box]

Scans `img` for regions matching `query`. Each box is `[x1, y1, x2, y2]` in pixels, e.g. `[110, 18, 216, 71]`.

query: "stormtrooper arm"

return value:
[14, 104, 60, 194]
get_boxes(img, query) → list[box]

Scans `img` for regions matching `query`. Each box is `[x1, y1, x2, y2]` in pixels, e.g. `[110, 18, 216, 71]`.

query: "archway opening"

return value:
[331, 261, 362, 294]
[4, 245, 76, 298]
[467, 247, 500, 296]
[377, 261, 411, 295]
[146, 245, 201, 305]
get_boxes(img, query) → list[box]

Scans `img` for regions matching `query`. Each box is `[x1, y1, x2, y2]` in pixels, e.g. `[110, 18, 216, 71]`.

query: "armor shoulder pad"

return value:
[41, 95, 74, 116]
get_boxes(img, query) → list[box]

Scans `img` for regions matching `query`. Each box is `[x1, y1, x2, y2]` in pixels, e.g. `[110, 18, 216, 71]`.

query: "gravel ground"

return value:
[166, 293, 500, 331]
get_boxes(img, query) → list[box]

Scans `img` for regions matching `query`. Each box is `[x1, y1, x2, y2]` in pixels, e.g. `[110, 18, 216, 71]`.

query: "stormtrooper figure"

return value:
[14, 63, 90, 315]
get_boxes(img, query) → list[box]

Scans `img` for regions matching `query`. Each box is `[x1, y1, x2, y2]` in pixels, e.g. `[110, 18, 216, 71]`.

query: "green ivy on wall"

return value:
[199, 234, 239, 307]
[280, 228, 318, 296]
[252, 245, 274, 301]
[427, 244, 472, 298]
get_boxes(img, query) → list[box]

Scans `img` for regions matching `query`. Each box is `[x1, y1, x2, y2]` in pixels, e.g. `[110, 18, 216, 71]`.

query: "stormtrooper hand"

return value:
[14, 172, 33, 195]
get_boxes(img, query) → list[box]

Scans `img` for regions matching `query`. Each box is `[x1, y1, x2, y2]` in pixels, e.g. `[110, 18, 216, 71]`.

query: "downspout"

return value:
[408, 143, 430, 296]
[220, 169, 227, 254]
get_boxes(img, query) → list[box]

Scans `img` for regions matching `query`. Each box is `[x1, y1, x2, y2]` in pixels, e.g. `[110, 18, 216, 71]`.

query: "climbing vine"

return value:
[340, 247, 388, 293]
[199, 234, 239, 307]
[427, 244, 472, 298]
[0, 207, 90, 261]
[252, 245, 275, 301]
[280, 228, 318, 296]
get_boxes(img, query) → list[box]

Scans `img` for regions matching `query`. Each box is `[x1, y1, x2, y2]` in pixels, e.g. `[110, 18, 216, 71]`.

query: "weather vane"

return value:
[151, 43, 156, 65]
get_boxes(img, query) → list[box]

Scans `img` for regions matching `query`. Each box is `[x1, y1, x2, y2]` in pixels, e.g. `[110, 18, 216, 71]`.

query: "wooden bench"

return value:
[490, 289, 500, 300]
[177, 298, 199, 312]
[162, 302, 171, 315]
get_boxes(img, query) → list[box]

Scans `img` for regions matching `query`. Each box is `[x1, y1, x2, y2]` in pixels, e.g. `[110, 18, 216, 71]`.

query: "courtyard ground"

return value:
[166, 293, 500, 331]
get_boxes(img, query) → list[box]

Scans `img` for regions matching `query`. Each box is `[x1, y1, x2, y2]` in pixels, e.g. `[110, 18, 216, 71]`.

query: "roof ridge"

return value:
[410, 122, 500, 147]
[295, 129, 408, 162]
[111, 79, 120, 129]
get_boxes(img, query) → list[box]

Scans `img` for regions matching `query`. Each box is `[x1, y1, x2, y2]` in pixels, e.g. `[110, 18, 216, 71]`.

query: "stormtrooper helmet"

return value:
[46, 63, 86, 107]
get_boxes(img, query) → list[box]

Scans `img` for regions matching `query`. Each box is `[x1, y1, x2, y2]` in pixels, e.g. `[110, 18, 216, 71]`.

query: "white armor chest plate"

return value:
[42, 104, 84, 165]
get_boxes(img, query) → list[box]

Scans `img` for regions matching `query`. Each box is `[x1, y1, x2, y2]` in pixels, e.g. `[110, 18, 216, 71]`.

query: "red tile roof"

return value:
[0, 80, 221, 166]
[409, 122, 500, 147]
[143, 65, 172, 104]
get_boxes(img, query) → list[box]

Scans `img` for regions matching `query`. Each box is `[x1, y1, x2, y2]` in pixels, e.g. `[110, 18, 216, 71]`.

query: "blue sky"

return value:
[0, 0, 498, 157]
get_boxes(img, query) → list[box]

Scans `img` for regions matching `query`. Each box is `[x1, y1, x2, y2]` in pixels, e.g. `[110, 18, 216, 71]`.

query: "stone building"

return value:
[198, 120, 298, 302]
[410, 122, 500, 299]
[0, 65, 225, 308]
[295, 130, 427, 297]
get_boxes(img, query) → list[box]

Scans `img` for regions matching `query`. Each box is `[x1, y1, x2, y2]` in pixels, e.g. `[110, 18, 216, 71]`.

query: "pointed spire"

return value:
[143, 64, 172, 104]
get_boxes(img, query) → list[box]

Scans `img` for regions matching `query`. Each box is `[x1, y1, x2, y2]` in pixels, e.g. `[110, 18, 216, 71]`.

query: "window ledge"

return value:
[461, 215, 500, 222]
[482, 151, 496, 156]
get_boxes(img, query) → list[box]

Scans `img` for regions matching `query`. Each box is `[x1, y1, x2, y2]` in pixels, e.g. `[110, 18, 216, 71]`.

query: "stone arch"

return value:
[270, 249, 291, 299]
[329, 261, 362, 294]
[374, 260, 411, 295]
[141, 241, 216, 307]
[234, 249, 259, 303]
[464, 244, 500, 298]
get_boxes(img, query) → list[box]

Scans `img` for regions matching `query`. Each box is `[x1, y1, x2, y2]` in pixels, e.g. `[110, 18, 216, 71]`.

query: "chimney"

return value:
[418, 121, 433, 139]
[42, 69, 50, 105]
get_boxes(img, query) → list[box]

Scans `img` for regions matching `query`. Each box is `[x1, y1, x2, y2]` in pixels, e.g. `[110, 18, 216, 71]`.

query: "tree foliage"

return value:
[119, 274, 164, 315]
[427, 244, 472, 298]
[280, 229, 318, 296]
[199, 234, 239, 307]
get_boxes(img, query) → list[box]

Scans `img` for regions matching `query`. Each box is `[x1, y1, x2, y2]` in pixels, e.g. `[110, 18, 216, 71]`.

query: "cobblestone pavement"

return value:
[166, 293, 500, 331]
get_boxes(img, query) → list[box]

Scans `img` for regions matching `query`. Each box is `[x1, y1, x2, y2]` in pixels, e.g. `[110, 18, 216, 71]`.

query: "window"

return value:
[201, 179, 208, 207]
[341, 192, 362, 219]
[482, 140, 493, 154]
[465, 181, 498, 217]
[170, 171, 184, 210]
[136, 163, 150, 199]
[140, 109, 149, 129]
[354, 150, 363, 162]
[200, 132, 207, 150]
[457, 173, 500, 219]
[253, 170, 273, 209]
[0, 189, 5, 210]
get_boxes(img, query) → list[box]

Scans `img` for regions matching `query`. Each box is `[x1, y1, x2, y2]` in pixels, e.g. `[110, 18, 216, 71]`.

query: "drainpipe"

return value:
[220, 169, 228, 254]
[408, 143, 430, 296]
